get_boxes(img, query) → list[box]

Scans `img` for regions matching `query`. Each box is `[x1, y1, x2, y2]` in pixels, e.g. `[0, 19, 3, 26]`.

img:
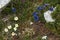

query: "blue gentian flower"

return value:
[33, 12, 38, 16]
[12, 7, 16, 12]
[34, 15, 39, 22]
[49, 7, 53, 11]
[37, 6, 44, 10]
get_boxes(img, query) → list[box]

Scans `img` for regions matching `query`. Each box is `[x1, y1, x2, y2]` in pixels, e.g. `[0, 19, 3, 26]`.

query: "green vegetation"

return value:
[0, 0, 60, 40]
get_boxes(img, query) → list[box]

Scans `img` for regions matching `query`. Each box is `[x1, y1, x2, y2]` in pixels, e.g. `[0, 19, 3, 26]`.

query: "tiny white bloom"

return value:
[14, 16, 18, 21]
[4, 28, 8, 32]
[42, 36, 47, 39]
[15, 24, 19, 27]
[7, 25, 12, 29]
[30, 22, 33, 25]
[13, 27, 17, 31]
[11, 32, 16, 36]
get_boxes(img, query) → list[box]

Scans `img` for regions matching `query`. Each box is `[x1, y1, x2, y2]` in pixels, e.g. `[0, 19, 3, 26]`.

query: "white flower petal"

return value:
[44, 7, 56, 22]
[7, 25, 12, 29]
[11, 32, 17, 36]
[13, 27, 17, 31]
[4, 28, 8, 32]
[15, 24, 19, 27]
[14, 16, 18, 21]
[42, 36, 47, 39]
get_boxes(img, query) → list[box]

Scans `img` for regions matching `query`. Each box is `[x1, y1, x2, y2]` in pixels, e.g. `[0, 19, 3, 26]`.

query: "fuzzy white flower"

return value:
[44, 7, 56, 22]
[4, 28, 8, 32]
[13, 27, 17, 31]
[14, 16, 18, 21]
[15, 24, 19, 27]
[11, 32, 17, 36]
[42, 36, 47, 39]
[7, 25, 12, 29]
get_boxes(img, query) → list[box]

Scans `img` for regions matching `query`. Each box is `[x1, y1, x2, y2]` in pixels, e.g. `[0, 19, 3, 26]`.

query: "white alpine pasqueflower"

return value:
[44, 7, 56, 22]
[15, 24, 19, 27]
[7, 25, 12, 29]
[14, 16, 18, 21]
[4, 28, 8, 32]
